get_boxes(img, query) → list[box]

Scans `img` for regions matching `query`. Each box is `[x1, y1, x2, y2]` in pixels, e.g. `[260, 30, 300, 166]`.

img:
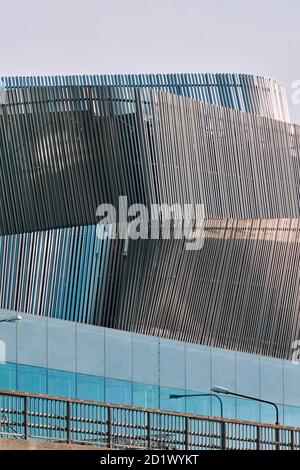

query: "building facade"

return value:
[0, 74, 299, 427]
[1, 312, 300, 427]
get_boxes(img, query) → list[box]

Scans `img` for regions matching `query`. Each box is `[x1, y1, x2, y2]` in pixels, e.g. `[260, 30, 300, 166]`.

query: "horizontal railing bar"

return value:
[0, 390, 299, 450]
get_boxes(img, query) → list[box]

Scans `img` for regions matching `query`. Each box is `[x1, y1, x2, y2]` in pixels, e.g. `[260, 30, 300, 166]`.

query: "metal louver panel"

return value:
[0, 220, 300, 358]
[0, 76, 298, 360]
[0, 85, 298, 235]
[0, 225, 112, 324]
[2, 73, 290, 122]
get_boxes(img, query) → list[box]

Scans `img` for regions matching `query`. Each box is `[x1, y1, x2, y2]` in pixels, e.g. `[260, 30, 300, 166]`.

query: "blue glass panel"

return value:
[284, 405, 300, 428]
[76, 325, 105, 377]
[160, 387, 186, 413]
[0, 320, 17, 362]
[105, 378, 133, 406]
[236, 398, 259, 422]
[260, 403, 283, 425]
[211, 349, 236, 393]
[47, 369, 76, 398]
[17, 364, 47, 394]
[0, 362, 16, 390]
[0, 339, 5, 364]
[236, 352, 260, 397]
[159, 340, 185, 389]
[133, 383, 159, 409]
[283, 362, 300, 407]
[186, 345, 211, 393]
[260, 357, 284, 404]
[185, 394, 212, 417]
[132, 335, 159, 386]
[47, 321, 76, 372]
[17, 364, 47, 393]
[77, 374, 104, 402]
[17, 316, 47, 367]
[105, 331, 132, 381]
[213, 396, 236, 420]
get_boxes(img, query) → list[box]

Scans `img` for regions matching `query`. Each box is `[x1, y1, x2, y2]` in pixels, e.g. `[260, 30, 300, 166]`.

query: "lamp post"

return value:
[212, 386, 280, 450]
[170, 393, 226, 449]
[211, 386, 279, 424]
[169, 393, 224, 418]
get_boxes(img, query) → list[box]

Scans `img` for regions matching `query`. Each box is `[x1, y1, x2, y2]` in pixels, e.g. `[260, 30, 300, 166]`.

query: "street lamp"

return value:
[211, 386, 279, 425]
[169, 393, 224, 418]
[0, 314, 22, 323]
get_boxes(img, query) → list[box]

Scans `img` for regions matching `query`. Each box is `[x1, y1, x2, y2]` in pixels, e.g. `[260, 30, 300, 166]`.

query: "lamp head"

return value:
[211, 386, 230, 395]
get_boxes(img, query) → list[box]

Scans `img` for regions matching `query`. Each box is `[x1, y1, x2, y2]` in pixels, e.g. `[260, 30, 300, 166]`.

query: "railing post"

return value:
[66, 401, 71, 444]
[256, 426, 260, 450]
[107, 407, 112, 449]
[275, 427, 280, 451]
[147, 412, 152, 450]
[290, 430, 294, 450]
[185, 416, 189, 450]
[24, 396, 28, 440]
[220, 421, 226, 450]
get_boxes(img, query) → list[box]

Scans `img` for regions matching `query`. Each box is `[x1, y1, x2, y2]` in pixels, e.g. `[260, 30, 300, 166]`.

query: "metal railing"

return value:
[0, 389, 299, 450]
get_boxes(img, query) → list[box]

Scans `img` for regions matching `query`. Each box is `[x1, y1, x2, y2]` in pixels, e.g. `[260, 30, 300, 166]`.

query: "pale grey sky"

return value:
[1, 0, 299, 122]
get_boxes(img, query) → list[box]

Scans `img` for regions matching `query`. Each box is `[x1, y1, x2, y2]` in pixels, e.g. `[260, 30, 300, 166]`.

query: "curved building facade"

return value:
[0, 76, 299, 361]
[2, 73, 290, 122]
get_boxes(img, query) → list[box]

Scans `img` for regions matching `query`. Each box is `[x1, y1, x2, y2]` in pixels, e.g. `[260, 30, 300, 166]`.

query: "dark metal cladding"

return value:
[0, 84, 298, 233]
[0, 76, 299, 360]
